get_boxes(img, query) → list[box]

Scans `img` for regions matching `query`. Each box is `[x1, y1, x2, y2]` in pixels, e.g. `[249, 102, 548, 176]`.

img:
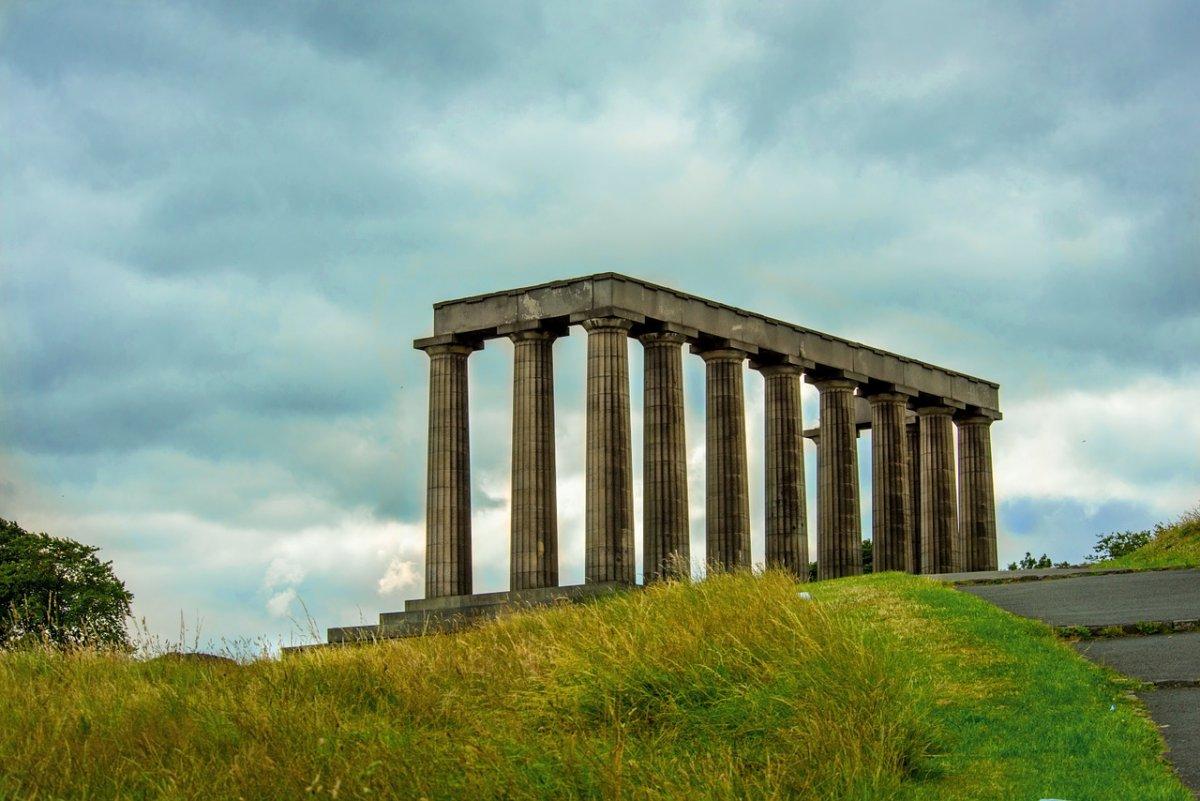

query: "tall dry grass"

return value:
[0, 571, 932, 800]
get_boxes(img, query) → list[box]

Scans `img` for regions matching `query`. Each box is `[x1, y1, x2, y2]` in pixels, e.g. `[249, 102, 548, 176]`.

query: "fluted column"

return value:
[918, 405, 959, 574]
[583, 317, 635, 584]
[509, 330, 558, 590]
[957, 415, 998, 572]
[757, 363, 808, 577]
[868, 393, 913, 573]
[639, 331, 690, 582]
[907, 421, 922, 574]
[421, 342, 475, 598]
[700, 348, 751, 571]
[813, 378, 862, 579]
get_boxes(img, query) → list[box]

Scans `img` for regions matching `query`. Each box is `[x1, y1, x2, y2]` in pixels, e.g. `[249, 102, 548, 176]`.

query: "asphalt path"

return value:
[1143, 688, 1200, 795]
[954, 569, 1200, 797]
[959, 569, 1200, 627]
[1075, 632, 1200, 685]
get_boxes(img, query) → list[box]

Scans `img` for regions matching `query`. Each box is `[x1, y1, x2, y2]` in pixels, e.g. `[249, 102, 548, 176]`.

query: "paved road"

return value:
[954, 569, 1200, 797]
[959, 569, 1200, 627]
[1075, 632, 1200, 685]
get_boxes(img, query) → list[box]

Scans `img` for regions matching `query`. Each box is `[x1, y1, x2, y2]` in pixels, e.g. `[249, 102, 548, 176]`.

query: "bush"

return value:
[0, 519, 133, 649]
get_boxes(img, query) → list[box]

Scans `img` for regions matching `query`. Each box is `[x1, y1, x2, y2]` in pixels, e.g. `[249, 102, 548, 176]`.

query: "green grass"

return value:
[1099, 507, 1200, 570]
[0, 572, 1189, 800]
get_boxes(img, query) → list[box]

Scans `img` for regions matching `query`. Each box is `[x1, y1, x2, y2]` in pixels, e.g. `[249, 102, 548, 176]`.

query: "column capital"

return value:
[637, 330, 689, 347]
[809, 377, 860, 392]
[954, 413, 995, 426]
[414, 334, 484, 355]
[580, 315, 635, 333]
[692, 346, 749, 364]
[865, 391, 910, 406]
[915, 404, 957, 418]
[507, 328, 562, 344]
[753, 363, 803, 378]
[420, 342, 479, 358]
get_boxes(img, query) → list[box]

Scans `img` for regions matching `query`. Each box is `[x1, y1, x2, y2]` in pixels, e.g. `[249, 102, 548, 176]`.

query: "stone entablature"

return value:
[423, 272, 1000, 417]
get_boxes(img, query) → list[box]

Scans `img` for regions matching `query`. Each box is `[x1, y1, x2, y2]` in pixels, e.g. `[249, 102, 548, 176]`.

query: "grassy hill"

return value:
[0, 572, 1190, 800]
[1099, 507, 1200, 570]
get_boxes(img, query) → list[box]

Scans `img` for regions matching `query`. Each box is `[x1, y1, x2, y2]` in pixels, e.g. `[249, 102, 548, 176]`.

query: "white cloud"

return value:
[266, 588, 297, 618]
[377, 558, 419, 595]
[995, 373, 1200, 515]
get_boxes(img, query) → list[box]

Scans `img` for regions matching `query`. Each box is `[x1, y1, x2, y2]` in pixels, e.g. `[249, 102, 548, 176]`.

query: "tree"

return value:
[1086, 529, 1153, 562]
[1006, 552, 1070, 571]
[0, 519, 133, 648]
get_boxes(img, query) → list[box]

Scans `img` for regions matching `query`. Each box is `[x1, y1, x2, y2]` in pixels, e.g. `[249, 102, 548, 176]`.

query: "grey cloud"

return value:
[1, 0, 1196, 642]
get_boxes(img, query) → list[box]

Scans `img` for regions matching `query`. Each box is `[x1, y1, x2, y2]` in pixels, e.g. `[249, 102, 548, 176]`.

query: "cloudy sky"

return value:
[2, 1, 1197, 648]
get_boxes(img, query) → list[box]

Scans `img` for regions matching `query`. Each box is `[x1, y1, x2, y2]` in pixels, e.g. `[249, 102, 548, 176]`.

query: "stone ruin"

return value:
[329, 273, 999, 642]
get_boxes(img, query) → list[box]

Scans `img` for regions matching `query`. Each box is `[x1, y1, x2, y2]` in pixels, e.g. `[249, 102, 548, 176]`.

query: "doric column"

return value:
[639, 331, 690, 582]
[420, 342, 476, 598]
[509, 330, 559, 590]
[918, 405, 959, 574]
[813, 378, 862, 579]
[957, 415, 998, 572]
[868, 392, 913, 573]
[756, 362, 809, 578]
[907, 420, 922, 574]
[582, 317, 635, 585]
[699, 348, 751, 572]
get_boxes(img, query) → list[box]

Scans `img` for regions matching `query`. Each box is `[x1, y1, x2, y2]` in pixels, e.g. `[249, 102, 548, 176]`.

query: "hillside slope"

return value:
[1100, 507, 1200, 570]
[0, 572, 1190, 800]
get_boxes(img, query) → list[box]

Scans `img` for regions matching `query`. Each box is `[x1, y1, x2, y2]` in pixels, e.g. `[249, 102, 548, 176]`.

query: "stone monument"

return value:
[328, 273, 1000, 642]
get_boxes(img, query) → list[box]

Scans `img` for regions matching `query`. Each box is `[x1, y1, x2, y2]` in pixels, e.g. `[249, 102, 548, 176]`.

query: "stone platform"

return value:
[326, 581, 633, 643]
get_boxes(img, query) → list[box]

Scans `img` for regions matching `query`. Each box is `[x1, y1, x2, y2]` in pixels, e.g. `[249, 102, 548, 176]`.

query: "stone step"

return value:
[403, 580, 632, 613]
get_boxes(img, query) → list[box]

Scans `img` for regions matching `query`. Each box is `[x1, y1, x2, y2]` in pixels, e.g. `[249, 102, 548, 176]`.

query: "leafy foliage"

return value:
[1096, 506, 1200, 570]
[0, 519, 132, 649]
[1005, 552, 1070, 571]
[1086, 529, 1153, 562]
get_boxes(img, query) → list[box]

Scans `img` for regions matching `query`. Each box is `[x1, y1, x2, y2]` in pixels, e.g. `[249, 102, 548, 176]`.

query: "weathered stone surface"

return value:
[509, 330, 559, 590]
[957, 415, 998, 571]
[756, 363, 808, 577]
[339, 275, 1005, 646]
[327, 582, 633, 643]
[428, 273, 1000, 415]
[699, 347, 751, 571]
[418, 342, 475, 599]
[868, 392, 913, 573]
[640, 331, 690, 582]
[583, 317, 636, 584]
[907, 420, 923, 574]
[918, 405, 959, 574]
[813, 378, 862, 579]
